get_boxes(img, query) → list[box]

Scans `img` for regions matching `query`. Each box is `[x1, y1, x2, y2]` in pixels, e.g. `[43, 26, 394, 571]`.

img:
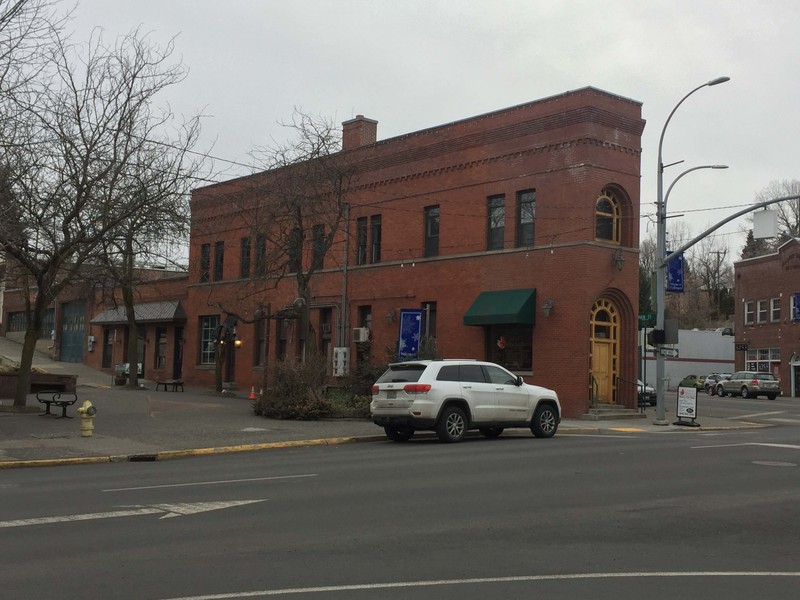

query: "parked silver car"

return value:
[704, 373, 732, 395]
[715, 371, 780, 400]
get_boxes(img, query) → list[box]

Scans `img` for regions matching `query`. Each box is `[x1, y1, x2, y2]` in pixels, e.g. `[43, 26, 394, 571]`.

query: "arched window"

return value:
[595, 191, 620, 243]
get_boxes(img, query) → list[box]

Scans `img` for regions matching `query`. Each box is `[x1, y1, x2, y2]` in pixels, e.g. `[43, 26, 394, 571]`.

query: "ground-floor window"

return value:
[486, 325, 532, 372]
[746, 347, 780, 377]
[199, 315, 219, 365]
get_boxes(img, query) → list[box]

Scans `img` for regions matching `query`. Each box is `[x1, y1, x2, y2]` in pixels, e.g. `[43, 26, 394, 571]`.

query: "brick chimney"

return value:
[341, 115, 378, 151]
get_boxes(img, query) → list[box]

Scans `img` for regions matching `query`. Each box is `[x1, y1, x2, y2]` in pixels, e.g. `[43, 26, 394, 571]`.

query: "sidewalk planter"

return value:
[114, 375, 127, 386]
[0, 372, 78, 398]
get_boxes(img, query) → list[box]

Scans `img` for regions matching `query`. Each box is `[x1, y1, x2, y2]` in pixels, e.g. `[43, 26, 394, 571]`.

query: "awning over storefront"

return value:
[463, 288, 536, 326]
[90, 300, 186, 325]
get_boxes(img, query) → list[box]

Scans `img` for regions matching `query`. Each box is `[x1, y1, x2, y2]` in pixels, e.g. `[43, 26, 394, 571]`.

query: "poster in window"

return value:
[398, 309, 423, 359]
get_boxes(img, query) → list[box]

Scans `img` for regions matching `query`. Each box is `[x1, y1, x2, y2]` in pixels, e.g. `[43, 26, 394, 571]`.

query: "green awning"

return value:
[463, 288, 536, 326]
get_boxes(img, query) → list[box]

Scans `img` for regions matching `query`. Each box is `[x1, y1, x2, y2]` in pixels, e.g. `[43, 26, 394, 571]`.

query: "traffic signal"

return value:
[647, 329, 665, 345]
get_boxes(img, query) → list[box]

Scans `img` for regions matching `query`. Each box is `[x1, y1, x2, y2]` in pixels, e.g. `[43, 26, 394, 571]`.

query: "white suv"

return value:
[370, 359, 561, 443]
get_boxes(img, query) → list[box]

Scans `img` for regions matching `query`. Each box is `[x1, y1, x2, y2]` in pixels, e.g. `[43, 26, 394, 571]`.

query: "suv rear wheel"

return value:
[531, 404, 558, 438]
[741, 386, 751, 399]
[384, 425, 415, 442]
[436, 405, 467, 443]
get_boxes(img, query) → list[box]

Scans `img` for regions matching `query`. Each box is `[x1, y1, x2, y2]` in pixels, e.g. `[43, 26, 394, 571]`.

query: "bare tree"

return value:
[692, 234, 733, 323]
[0, 26, 199, 407]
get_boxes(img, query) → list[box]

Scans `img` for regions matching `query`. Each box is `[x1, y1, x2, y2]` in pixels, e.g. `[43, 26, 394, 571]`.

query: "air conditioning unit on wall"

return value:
[352, 327, 370, 343]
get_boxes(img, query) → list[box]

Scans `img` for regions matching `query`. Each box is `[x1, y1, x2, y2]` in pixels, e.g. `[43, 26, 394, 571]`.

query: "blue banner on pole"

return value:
[398, 309, 423, 359]
[666, 251, 684, 293]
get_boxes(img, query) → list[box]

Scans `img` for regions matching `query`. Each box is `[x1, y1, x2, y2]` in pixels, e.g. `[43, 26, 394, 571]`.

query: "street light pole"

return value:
[654, 76, 730, 425]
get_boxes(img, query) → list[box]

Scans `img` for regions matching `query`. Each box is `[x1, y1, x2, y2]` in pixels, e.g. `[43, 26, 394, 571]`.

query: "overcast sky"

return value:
[71, 0, 800, 259]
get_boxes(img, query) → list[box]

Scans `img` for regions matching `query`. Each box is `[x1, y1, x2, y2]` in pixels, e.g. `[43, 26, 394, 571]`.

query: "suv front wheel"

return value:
[531, 404, 558, 438]
[436, 405, 467, 443]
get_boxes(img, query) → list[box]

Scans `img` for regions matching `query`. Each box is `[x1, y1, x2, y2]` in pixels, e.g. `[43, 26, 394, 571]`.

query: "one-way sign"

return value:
[659, 347, 679, 358]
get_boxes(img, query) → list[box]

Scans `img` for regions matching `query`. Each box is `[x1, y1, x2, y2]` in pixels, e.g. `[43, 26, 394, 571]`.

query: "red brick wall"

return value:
[186, 88, 645, 417]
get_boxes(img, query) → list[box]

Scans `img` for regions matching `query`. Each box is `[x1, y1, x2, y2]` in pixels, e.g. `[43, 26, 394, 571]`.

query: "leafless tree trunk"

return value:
[0, 24, 199, 406]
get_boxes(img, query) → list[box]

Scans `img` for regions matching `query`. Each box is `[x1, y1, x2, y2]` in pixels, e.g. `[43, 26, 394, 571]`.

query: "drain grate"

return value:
[128, 454, 158, 462]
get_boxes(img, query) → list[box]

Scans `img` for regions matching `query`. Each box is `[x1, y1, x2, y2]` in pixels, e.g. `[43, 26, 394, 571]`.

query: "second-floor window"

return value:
[214, 241, 224, 281]
[771, 298, 781, 323]
[288, 228, 302, 273]
[744, 301, 755, 325]
[595, 191, 620, 243]
[424, 205, 440, 258]
[487, 195, 505, 250]
[240, 237, 251, 279]
[757, 299, 768, 323]
[200, 243, 211, 282]
[371, 215, 382, 263]
[356, 217, 368, 265]
[516, 189, 535, 247]
[312, 224, 325, 269]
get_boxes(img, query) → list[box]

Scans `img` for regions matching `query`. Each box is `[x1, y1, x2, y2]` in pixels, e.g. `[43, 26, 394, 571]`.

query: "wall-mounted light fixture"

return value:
[542, 297, 555, 318]
[612, 248, 625, 271]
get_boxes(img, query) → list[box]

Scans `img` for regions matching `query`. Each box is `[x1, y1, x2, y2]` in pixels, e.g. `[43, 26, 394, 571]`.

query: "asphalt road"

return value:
[2, 419, 800, 599]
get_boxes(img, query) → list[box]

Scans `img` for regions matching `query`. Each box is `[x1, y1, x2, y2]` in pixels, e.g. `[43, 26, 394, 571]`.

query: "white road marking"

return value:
[768, 418, 800, 424]
[157, 571, 800, 599]
[0, 500, 266, 528]
[103, 474, 317, 492]
[729, 411, 784, 420]
[692, 442, 800, 450]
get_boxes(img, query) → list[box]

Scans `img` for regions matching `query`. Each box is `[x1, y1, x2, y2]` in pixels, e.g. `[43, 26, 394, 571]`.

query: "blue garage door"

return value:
[60, 301, 85, 363]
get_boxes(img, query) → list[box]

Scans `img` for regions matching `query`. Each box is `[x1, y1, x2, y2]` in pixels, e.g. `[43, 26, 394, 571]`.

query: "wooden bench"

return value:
[37, 390, 78, 419]
[155, 379, 184, 392]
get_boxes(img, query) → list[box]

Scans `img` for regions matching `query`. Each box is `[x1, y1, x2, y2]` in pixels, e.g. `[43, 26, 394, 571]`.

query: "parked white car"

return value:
[370, 359, 561, 443]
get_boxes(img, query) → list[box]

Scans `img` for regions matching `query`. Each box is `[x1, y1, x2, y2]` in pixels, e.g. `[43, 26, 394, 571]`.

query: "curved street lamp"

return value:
[654, 77, 730, 425]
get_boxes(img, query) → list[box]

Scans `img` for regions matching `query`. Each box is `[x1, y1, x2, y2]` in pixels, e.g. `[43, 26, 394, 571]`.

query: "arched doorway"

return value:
[590, 299, 620, 404]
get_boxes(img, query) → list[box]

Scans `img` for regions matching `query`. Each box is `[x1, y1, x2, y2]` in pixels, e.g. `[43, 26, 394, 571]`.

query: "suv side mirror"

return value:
[516, 376, 524, 386]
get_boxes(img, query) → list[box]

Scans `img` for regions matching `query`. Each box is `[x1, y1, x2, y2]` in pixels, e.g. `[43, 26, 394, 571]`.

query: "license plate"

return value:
[386, 390, 396, 399]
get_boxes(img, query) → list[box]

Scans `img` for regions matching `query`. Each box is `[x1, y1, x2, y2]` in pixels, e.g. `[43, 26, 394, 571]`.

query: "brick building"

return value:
[734, 238, 800, 397]
[187, 87, 645, 417]
[3, 271, 188, 383]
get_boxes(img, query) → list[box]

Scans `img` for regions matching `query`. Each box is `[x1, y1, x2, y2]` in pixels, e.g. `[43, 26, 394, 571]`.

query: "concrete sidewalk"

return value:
[0, 336, 765, 468]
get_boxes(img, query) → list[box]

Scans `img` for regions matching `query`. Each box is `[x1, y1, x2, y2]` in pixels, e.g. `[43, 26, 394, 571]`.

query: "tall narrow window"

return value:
[757, 299, 768, 323]
[516, 189, 535, 247]
[424, 205, 440, 258]
[255, 234, 266, 276]
[288, 227, 302, 273]
[421, 301, 437, 338]
[487, 195, 505, 250]
[312, 224, 325, 269]
[200, 243, 211, 282]
[254, 316, 267, 366]
[240, 237, 251, 279]
[370, 215, 382, 263]
[770, 298, 781, 322]
[199, 315, 219, 365]
[356, 217, 368, 265]
[595, 191, 620, 243]
[213, 241, 224, 281]
[744, 301, 755, 325]
[155, 327, 167, 369]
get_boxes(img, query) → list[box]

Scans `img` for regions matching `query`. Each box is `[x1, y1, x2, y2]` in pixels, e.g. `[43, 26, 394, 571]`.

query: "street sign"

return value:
[659, 347, 679, 358]
[638, 312, 655, 327]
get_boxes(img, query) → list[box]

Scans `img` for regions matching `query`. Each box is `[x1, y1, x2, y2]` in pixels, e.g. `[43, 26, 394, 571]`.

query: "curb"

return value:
[0, 435, 388, 469]
[0, 422, 768, 469]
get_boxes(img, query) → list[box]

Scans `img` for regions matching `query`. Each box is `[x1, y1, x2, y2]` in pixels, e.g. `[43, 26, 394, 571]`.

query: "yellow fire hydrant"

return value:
[77, 400, 97, 437]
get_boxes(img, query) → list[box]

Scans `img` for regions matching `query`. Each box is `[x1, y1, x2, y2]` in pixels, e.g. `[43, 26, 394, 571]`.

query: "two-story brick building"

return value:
[734, 237, 800, 397]
[186, 87, 646, 417]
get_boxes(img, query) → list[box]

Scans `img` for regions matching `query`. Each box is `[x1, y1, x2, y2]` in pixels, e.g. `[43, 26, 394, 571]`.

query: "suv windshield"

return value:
[375, 364, 427, 383]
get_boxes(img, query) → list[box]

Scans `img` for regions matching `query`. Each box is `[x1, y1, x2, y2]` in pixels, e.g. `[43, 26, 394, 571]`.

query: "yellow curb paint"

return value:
[0, 456, 111, 469]
[609, 427, 647, 433]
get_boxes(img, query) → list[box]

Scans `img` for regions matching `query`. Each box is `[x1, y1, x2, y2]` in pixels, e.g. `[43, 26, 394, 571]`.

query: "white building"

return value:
[640, 329, 735, 390]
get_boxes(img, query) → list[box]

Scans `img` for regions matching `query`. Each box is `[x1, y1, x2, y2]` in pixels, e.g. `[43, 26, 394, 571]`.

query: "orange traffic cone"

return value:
[249, 386, 256, 399]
